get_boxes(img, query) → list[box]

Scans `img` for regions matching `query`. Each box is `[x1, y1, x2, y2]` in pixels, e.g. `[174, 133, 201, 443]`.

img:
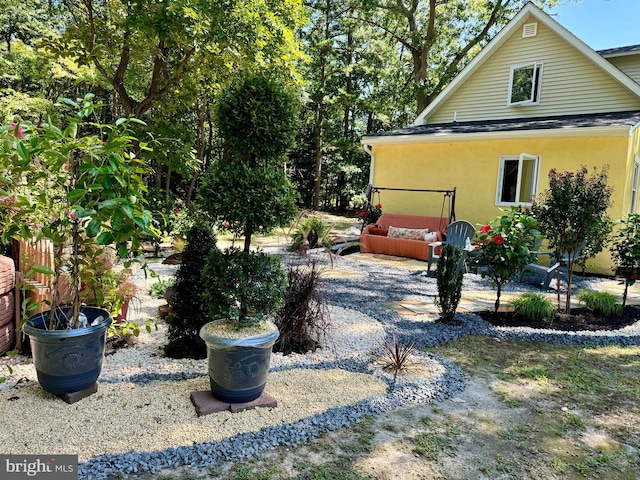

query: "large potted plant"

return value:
[0, 94, 156, 396]
[197, 72, 298, 404]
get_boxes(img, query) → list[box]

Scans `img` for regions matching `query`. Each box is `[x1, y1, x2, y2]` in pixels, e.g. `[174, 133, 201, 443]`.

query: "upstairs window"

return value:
[509, 63, 542, 106]
[496, 153, 540, 206]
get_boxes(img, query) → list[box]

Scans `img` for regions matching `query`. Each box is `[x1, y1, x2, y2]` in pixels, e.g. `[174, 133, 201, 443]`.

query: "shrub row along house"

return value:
[361, 1, 640, 273]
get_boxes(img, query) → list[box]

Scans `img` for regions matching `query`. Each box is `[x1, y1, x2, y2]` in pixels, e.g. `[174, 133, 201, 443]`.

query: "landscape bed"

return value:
[0, 255, 639, 479]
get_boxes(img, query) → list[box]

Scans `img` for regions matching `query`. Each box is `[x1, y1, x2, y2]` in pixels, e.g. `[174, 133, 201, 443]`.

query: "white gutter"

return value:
[362, 143, 374, 184]
[630, 122, 640, 135]
[360, 125, 630, 146]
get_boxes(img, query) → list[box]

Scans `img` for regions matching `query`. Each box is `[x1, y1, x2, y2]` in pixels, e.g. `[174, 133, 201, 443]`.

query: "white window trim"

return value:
[508, 62, 543, 106]
[631, 156, 640, 213]
[495, 153, 540, 207]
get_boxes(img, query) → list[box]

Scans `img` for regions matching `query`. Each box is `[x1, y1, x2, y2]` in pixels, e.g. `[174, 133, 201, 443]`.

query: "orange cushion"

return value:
[368, 227, 388, 236]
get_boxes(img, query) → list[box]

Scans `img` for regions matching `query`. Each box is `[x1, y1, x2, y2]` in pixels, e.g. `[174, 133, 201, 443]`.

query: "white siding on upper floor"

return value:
[427, 15, 640, 124]
[607, 54, 640, 85]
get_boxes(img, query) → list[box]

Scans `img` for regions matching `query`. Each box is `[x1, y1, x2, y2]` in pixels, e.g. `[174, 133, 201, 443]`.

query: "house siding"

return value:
[371, 135, 631, 273]
[606, 54, 640, 85]
[427, 15, 640, 124]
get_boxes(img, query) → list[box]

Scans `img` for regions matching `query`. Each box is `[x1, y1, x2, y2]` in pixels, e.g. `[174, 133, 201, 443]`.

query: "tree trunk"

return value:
[155, 162, 163, 190]
[186, 173, 199, 206]
[312, 1, 330, 211]
[243, 219, 253, 254]
[187, 98, 207, 205]
[565, 265, 573, 314]
[165, 167, 171, 201]
[312, 66, 326, 211]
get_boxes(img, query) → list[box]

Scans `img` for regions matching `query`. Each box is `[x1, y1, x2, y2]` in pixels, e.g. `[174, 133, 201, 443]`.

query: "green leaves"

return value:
[86, 219, 101, 238]
[473, 208, 540, 313]
[96, 231, 116, 245]
[30, 265, 54, 275]
[0, 102, 159, 321]
[533, 166, 613, 313]
[67, 189, 87, 201]
[216, 73, 299, 164]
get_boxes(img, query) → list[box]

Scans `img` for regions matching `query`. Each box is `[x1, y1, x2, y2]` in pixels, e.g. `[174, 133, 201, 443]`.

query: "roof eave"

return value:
[412, 3, 640, 127]
[361, 125, 631, 146]
[601, 51, 640, 59]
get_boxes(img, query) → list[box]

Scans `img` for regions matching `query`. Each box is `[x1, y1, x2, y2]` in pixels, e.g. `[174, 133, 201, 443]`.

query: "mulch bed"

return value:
[478, 306, 640, 332]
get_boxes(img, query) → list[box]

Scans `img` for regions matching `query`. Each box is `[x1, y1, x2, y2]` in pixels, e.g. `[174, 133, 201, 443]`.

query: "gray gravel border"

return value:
[78, 252, 640, 479]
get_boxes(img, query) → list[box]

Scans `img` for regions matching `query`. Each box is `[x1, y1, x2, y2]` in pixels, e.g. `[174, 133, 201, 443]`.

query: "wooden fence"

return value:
[17, 239, 73, 315]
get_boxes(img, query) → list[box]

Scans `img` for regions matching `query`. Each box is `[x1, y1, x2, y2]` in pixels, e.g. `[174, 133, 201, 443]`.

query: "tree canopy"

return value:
[0, 0, 561, 214]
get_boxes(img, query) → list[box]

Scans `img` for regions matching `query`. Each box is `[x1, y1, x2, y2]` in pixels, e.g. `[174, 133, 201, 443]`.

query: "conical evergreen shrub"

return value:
[164, 223, 217, 359]
[434, 244, 464, 324]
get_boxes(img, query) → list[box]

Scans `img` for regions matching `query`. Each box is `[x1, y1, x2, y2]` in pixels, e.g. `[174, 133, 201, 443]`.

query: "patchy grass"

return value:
[425, 336, 640, 479]
[409, 416, 460, 461]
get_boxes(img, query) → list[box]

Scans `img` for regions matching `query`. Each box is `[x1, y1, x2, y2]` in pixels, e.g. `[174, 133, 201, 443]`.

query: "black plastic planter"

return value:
[199, 319, 279, 403]
[23, 306, 112, 395]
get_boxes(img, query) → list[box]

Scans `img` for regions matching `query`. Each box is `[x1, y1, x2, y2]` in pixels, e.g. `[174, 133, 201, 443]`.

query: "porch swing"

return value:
[364, 185, 457, 230]
[357, 185, 460, 261]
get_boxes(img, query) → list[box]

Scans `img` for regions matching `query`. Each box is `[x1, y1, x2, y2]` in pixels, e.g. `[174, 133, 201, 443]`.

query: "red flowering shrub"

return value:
[360, 203, 382, 227]
[471, 208, 539, 313]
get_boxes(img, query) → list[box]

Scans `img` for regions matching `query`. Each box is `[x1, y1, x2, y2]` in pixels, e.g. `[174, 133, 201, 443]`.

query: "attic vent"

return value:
[522, 22, 538, 38]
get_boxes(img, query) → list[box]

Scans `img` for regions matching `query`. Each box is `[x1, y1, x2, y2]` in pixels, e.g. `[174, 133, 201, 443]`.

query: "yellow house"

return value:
[361, 2, 640, 274]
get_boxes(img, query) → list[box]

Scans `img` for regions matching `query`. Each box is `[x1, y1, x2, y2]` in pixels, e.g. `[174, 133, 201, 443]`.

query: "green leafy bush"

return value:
[533, 166, 612, 313]
[509, 293, 556, 324]
[577, 290, 622, 317]
[149, 278, 175, 299]
[472, 208, 539, 314]
[290, 216, 331, 250]
[274, 260, 330, 355]
[164, 224, 217, 359]
[434, 244, 464, 323]
[611, 213, 640, 307]
[203, 248, 287, 327]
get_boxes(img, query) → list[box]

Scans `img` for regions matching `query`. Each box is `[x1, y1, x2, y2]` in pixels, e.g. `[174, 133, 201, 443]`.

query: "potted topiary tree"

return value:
[197, 72, 299, 404]
[0, 94, 156, 396]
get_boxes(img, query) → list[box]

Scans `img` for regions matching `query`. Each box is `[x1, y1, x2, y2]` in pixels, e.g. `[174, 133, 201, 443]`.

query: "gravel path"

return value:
[1, 252, 639, 480]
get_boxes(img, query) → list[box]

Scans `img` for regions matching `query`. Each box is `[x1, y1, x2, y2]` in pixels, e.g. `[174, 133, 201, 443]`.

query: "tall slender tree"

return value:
[533, 166, 613, 313]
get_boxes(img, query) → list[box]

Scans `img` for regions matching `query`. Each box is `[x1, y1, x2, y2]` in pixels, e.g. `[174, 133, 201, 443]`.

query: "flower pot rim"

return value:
[199, 318, 279, 348]
[23, 306, 113, 339]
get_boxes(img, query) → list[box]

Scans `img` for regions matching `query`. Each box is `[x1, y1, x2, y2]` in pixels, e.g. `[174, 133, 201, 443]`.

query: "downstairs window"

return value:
[496, 153, 540, 206]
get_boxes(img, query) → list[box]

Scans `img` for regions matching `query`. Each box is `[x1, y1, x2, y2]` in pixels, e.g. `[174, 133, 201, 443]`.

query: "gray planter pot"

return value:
[199, 319, 279, 403]
[23, 306, 112, 395]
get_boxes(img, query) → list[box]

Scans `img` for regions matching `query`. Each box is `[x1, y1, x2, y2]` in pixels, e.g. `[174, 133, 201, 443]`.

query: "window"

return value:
[508, 63, 542, 106]
[496, 153, 540, 206]
[632, 157, 640, 213]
